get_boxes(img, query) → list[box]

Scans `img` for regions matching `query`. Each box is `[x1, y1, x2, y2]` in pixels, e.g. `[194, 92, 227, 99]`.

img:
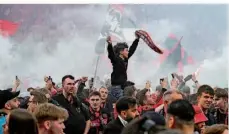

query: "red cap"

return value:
[193, 105, 208, 124]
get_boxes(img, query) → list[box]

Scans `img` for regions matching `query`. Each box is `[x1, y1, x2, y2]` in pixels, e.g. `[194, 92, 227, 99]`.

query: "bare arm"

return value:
[84, 120, 91, 134]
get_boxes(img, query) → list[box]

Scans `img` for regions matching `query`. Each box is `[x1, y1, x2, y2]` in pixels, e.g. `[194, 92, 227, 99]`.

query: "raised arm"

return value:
[107, 36, 116, 64]
[192, 74, 200, 89]
[128, 33, 140, 58]
[12, 76, 20, 92]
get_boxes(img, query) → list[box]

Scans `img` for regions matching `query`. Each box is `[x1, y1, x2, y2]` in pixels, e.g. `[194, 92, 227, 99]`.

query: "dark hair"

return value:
[116, 97, 137, 114]
[114, 42, 128, 54]
[197, 85, 214, 97]
[62, 75, 75, 83]
[142, 111, 165, 126]
[19, 96, 30, 109]
[8, 109, 38, 134]
[89, 91, 101, 98]
[167, 99, 194, 125]
[156, 87, 167, 103]
[214, 88, 228, 98]
[52, 82, 56, 86]
[124, 81, 135, 87]
[121, 116, 165, 134]
[121, 115, 181, 134]
[124, 86, 136, 97]
[136, 88, 148, 106]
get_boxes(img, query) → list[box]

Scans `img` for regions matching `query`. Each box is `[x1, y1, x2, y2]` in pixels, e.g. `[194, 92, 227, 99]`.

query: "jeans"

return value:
[109, 85, 123, 102]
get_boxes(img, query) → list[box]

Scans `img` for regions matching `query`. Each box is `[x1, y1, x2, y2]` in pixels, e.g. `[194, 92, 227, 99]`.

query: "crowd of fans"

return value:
[0, 32, 228, 134]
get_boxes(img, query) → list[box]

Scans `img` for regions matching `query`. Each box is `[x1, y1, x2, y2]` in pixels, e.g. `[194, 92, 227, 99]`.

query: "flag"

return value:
[0, 20, 19, 37]
[95, 4, 126, 54]
[135, 30, 163, 54]
[155, 34, 194, 75]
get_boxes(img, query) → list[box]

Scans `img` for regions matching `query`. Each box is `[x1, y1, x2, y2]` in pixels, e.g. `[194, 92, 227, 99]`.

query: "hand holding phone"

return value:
[15, 75, 20, 87]
[106, 36, 112, 44]
[160, 78, 164, 84]
[81, 76, 88, 82]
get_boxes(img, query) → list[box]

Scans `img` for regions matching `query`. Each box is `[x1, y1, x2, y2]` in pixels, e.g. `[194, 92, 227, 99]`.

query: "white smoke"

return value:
[127, 17, 228, 89]
[0, 5, 107, 90]
[0, 5, 227, 91]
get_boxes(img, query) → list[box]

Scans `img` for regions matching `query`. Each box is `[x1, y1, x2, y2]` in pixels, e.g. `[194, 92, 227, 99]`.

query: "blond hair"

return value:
[34, 103, 68, 124]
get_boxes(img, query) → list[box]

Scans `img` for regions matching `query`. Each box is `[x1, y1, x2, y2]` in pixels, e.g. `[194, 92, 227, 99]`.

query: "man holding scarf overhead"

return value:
[106, 32, 140, 101]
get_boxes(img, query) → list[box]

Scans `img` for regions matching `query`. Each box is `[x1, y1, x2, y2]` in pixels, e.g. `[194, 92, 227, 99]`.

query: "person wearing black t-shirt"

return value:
[106, 32, 140, 101]
[52, 75, 91, 134]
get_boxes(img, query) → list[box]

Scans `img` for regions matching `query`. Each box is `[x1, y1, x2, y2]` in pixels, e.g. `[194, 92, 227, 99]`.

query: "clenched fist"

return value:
[106, 36, 112, 44]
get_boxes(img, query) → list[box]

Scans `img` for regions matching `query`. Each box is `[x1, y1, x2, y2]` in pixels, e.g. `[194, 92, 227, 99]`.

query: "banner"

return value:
[0, 20, 19, 37]
[95, 4, 126, 54]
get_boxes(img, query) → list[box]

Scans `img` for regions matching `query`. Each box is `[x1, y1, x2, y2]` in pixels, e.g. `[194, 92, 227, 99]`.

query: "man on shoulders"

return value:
[106, 32, 140, 101]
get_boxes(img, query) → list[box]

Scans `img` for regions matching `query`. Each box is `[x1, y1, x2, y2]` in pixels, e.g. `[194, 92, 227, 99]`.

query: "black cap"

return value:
[0, 90, 20, 109]
[142, 111, 165, 126]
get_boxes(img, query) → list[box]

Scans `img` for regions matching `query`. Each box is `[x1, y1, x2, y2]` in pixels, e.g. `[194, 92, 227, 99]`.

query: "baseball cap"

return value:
[193, 105, 208, 124]
[0, 89, 20, 109]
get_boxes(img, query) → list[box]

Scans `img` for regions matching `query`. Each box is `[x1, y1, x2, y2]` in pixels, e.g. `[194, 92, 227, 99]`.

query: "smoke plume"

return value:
[0, 4, 227, 91]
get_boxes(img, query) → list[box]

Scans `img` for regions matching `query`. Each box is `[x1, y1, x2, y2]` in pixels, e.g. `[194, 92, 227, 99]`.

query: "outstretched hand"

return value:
[145, 80, 151, 90]
[192, 73, 197, 82]
[44, 76, 49, 82]
[135, 31, 140, 39]
[81, 76, 88, 82]
[106, 36, 112, 44]
[14, 77, 21, 88]
[160, 79, 167, 89]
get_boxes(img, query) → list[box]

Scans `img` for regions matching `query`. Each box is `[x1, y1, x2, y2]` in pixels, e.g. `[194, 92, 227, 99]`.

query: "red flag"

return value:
[135, 30, 163, 54]
[0, 20, 19, 37]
